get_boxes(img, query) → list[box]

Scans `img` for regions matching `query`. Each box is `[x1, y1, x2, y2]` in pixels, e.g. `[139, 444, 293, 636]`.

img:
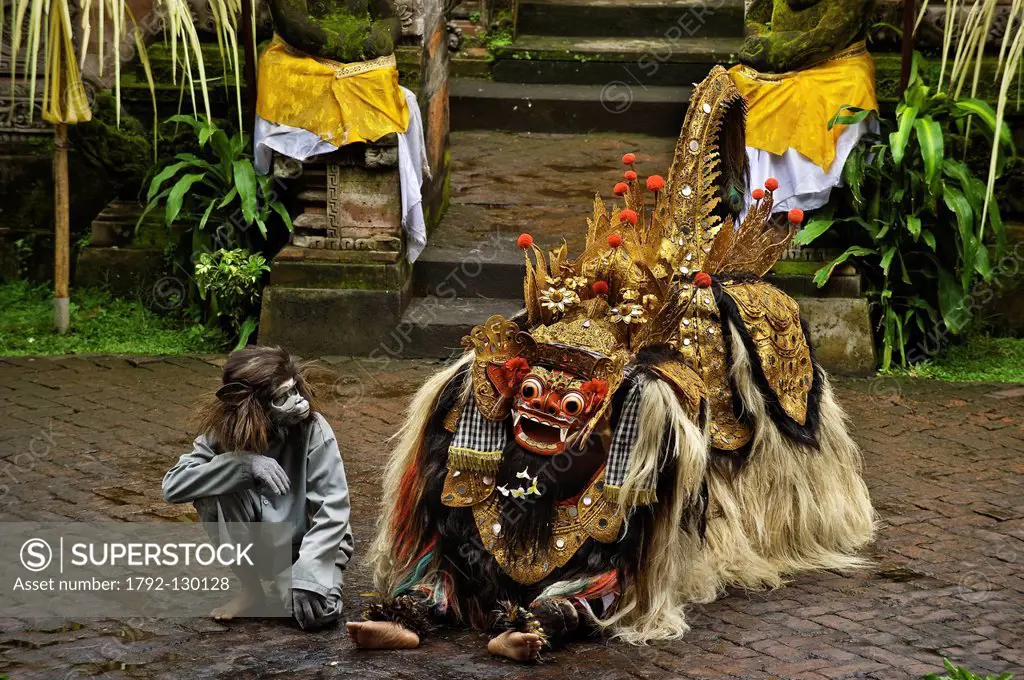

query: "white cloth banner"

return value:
[253, 86, 429, 263]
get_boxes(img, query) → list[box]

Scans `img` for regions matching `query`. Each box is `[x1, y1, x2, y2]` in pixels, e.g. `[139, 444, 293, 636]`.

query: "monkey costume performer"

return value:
[348, 67, 875, 661]
[163, 347, 353, 630]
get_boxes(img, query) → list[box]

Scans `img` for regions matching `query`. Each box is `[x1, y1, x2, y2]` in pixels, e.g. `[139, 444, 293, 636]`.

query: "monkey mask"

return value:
[198, 346, 318, 454]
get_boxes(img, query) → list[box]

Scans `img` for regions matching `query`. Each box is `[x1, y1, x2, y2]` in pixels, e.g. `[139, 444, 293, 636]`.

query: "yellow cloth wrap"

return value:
[256, 37, 409, 147]
[728, 43, 877, 172]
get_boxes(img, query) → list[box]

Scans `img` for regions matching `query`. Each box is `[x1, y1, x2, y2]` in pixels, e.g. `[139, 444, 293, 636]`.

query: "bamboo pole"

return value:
[900, 0, 918, 90]
[241, 0, 256, 133]
[53, 122, 70, 334]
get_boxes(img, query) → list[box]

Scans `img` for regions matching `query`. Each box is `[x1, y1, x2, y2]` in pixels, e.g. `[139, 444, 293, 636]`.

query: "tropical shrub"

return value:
[140, 114, 293, 348]
[796, 58, 1015, 369]
[141, 114, 293, 255]
[194, 249, 271, 350]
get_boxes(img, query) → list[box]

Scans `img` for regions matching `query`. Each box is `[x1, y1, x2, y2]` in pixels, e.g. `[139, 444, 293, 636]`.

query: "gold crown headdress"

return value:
[464, 66, 808, 446]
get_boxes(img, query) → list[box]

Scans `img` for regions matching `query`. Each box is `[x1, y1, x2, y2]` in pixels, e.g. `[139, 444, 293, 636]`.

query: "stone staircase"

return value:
[404, 2, 877, 374]
[451, 0, 744, 134]
[397, 234, 874, 373]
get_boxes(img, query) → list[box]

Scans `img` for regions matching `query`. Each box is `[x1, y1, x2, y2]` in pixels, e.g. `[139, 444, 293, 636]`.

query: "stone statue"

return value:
[740, 0, 875, 72]
[267, 0, 402, 62]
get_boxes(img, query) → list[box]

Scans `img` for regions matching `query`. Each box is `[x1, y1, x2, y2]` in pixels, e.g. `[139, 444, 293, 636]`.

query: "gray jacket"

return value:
[162, 414, 353, 597]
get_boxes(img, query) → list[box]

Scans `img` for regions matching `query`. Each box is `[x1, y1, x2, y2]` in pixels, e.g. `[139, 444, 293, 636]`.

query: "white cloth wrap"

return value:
[742, 116, 879, 218]
[253, 86, 429, 263]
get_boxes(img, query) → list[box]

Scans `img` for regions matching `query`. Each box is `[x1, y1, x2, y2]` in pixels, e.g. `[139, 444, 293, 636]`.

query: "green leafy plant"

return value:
[141, 114, 293, 253]
[923, 658, 1013, 680]
[140, 114, 293, 348]
[796, 56, 1015, 369]
[194, 249, 271, 350]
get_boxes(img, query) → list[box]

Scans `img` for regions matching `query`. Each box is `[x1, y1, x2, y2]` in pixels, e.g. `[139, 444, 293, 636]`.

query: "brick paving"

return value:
[0, 355, 1021, 679]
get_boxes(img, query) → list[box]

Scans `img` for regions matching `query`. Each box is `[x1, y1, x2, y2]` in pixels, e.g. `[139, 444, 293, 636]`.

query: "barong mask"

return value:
[197, 346, 318, 453]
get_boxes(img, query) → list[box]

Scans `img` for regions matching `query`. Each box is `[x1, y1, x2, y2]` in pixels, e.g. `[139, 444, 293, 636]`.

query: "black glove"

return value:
[291, 588, 330, 630]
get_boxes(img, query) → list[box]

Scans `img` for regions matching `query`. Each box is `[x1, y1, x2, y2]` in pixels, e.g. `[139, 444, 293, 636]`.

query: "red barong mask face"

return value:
[509, 365, 608, 455]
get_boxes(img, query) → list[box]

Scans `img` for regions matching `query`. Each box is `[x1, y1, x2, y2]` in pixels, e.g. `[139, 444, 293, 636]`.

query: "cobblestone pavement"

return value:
[0, 356, 1021, 680]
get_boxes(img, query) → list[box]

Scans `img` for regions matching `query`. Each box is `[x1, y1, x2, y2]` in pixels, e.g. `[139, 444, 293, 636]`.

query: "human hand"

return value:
[250, 455, 290, 495]
[291, 588, 329, 630]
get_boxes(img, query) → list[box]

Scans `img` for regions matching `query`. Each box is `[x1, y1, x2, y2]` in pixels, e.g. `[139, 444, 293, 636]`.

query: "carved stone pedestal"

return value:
[258, 136, 413, 356]
[259, 0, 453, 358]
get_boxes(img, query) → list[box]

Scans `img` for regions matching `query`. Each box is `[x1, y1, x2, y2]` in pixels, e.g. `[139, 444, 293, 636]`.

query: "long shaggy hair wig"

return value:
[194, 345, 319, 453]
[700, 323, 876, 589]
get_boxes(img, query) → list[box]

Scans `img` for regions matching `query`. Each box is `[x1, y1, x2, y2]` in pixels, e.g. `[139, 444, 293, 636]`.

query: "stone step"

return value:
[491, 34, 743, 85]
[293, 212, 328, 231]
[516, 0, 744, 39]
[297, 189, 328, 204]
[450, 78, 691, 135]
[413, 241, 864, 300]
[398, 296, 525, 359]
[396, 289, 873, 371]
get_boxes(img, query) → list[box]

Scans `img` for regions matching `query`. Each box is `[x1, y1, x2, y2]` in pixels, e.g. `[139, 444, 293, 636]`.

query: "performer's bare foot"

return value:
[487, 630, 543, 662]
[346, 621, 420, 649]
[210, 585, 265, 621]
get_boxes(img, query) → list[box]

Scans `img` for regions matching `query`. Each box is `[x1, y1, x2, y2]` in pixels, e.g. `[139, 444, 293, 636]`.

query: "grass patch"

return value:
[0, 281, 224, 356]
[891, 336, 1024, 383]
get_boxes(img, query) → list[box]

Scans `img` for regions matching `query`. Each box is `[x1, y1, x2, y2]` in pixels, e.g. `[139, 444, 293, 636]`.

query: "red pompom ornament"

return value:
[592, 281, 609, 296]
[501, 356, 531, 386]
[607, 233, 623, 248]
[787, 208, 805, 224]
[613, 182, 629, 196]
[624, 170, 638, 181]
[752, 188, 765, 200]
[693, 271, 712, 289]
[764, 177, 779, 191]
[580, 378, 609, 404]
[517, 233, 533, 250]
[622, 153, 636, 165]
[618, 209, 638, 225]
[646, 175, 665, 191]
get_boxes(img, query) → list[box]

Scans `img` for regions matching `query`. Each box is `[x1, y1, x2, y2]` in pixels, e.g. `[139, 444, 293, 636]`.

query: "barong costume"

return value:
[363, 67, 876, 648]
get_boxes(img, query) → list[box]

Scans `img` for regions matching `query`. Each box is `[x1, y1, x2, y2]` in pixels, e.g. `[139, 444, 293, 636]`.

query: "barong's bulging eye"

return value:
[561, 392, 585, 416]
[520, 377, 543, 400]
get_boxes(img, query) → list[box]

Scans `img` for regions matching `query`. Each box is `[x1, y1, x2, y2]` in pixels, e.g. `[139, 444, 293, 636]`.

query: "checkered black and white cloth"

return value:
[450, 392, 507, 456]
[606, 375, 646, 490]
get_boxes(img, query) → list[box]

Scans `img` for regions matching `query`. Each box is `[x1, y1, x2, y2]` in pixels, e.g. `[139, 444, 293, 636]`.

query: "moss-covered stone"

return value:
[741, 0, 874, 72]
[69, 91, 153, 199]
[268, 0, 400, 63]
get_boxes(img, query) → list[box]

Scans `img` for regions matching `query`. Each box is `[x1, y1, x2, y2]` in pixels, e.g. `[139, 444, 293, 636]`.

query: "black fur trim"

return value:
[495, 600, 549, 648]
[713, 281, 823, 448]
[363, 594, 436, 639]
[529, 597, 579, 645]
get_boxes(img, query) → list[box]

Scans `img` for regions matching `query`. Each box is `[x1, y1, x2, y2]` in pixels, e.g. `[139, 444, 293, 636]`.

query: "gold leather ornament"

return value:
[465, 469, 623, 585]
[647, 359, 707, 420]
[722, 282, 813, 424]
[441, 468, 497, 507]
